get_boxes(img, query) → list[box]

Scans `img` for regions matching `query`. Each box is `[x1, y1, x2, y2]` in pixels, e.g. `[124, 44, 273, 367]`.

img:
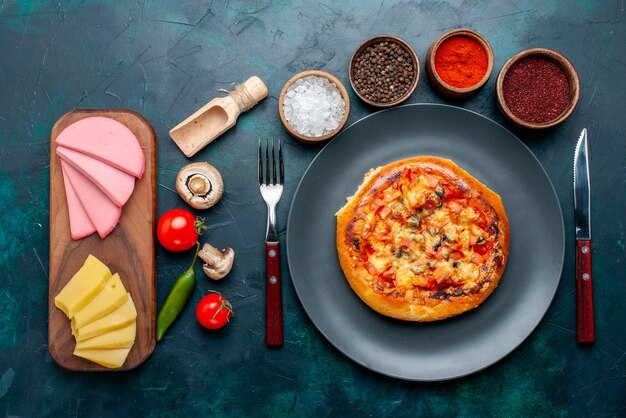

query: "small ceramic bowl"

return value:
[278, 70, 351, 143]
[425, 28, 494, 100]
[349, 35, 420, 107]
[496, 48, 580, 129]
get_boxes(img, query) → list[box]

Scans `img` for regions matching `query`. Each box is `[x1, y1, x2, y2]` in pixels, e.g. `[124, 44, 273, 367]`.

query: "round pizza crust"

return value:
[336, 156, 510, 321]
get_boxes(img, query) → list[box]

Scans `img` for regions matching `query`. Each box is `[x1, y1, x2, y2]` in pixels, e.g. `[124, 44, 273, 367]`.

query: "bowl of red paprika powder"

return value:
[426, 28, 494, 100]
[496, 48, 580, 129]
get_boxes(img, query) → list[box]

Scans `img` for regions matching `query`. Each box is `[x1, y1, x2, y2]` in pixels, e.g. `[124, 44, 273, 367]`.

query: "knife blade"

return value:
[574, 128, 594, 344]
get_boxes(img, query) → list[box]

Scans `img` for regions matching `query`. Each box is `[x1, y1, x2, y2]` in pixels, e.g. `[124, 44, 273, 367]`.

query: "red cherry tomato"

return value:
[196, 293, 232, 330]
[157, 209, 203, 252]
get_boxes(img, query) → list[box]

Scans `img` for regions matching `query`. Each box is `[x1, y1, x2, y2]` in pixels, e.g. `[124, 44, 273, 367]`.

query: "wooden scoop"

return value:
[170, 76, 268, 157]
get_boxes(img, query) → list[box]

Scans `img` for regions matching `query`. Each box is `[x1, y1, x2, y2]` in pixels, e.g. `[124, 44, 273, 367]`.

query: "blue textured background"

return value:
[1, 0, 625, 416]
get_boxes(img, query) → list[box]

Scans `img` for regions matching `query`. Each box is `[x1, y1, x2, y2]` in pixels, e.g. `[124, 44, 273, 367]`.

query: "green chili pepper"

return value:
[156, 242, 200, 342]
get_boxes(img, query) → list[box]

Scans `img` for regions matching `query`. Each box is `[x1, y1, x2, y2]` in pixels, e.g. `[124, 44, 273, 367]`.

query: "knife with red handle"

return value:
[574, 128, 594, 344]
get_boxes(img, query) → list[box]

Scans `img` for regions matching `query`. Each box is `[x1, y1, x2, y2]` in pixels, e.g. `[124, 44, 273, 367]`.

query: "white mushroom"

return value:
[176, 162, 224, 210]
[198, 243, 235, 280]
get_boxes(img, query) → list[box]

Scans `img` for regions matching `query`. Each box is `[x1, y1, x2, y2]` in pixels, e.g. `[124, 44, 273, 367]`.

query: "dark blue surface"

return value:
[0, 0, 624, 416]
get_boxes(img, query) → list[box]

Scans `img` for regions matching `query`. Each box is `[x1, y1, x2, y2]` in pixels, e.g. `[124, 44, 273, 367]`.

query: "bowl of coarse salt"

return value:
[278, 70, 350, 143]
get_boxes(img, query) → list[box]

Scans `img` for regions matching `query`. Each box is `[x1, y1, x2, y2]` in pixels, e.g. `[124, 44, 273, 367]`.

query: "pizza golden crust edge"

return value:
[336, 156, 510, 322]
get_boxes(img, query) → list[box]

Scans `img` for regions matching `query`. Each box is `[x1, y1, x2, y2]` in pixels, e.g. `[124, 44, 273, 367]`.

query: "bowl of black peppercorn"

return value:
[349, 35, 420, 107]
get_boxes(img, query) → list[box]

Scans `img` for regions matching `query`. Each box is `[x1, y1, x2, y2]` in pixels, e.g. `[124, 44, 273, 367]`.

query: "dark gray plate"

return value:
[286, 104, 564, 381]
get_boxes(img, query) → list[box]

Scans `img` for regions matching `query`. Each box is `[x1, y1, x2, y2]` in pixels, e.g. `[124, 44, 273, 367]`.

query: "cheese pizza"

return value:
[336, 156, 509, 321]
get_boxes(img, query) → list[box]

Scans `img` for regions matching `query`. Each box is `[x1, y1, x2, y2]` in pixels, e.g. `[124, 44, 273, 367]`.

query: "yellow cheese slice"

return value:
[54, 254, 111, 318]
[73, 348, 131, 369]
[73, 273, 128, 328]
[75, 294, 137, 341]
[75, 322, 136, 350]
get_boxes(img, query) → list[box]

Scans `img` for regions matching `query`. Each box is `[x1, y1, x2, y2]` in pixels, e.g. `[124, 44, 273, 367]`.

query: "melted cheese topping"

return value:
[346, 164, 500, 298]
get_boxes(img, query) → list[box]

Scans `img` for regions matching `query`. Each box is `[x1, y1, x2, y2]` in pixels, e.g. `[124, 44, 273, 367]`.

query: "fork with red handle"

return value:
[258, 139, 284, 346]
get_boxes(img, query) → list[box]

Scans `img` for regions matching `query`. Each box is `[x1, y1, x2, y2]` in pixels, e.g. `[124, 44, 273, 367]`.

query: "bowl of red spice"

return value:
[426, 28, 494, 100]
[496, 48, 580, 129]
[349, 35, 420, 107]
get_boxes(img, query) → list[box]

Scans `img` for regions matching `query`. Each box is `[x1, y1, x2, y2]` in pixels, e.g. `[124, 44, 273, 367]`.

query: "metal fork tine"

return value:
[272, 138, 277, 185]
[258, 139, 263, 185]
[278, 139, 284, 185]
[265, 140, 270, 186]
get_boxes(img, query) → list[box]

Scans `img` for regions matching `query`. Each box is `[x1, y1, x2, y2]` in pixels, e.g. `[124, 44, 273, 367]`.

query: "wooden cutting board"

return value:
[48, 109, 157, 371]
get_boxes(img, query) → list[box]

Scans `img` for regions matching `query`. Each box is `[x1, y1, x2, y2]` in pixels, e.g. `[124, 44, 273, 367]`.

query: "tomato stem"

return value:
[195, 217, 208, 236]
[211, 294, 233, 320]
